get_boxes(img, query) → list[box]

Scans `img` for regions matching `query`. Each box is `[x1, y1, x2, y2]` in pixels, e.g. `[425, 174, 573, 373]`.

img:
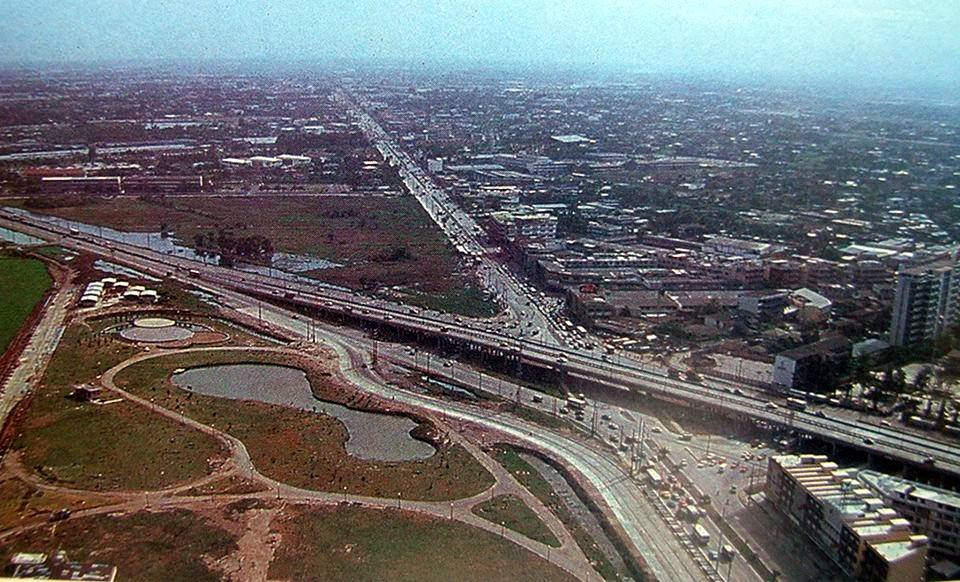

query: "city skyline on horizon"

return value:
[3, 0, 959, 94]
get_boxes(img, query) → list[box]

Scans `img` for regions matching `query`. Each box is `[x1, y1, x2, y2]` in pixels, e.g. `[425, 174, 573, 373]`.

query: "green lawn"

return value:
[398, 286, 500, 318]
[0, 256, 51, 354]
[114, 350, 495, 501]
[12, 323, 227, 491]
[268, 505, 574, 582]
[471, 494, 561, 547]
[492, 445, 621, 581]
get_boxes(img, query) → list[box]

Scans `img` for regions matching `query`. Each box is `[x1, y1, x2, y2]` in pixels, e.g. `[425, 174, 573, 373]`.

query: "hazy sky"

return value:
[3, 0, 958, 89]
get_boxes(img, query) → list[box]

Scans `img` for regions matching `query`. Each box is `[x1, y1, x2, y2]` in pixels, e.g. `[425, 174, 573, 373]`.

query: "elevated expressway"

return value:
[2, 208, 959, 482]
[335, 89, 565, 346]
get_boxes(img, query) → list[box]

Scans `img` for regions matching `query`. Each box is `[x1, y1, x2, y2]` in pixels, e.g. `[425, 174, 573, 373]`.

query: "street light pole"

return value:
[714, 498, 730, 575]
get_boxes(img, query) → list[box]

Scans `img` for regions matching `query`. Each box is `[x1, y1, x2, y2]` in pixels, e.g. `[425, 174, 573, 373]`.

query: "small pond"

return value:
[172, 363, 436, 462]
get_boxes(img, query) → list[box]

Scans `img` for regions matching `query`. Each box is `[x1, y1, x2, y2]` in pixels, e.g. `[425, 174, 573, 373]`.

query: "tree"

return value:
[910, 366, 932, 394]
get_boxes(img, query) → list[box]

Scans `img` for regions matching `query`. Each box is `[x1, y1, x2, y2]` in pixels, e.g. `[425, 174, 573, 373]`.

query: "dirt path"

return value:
[222, 506, 281, 582]
[0, 345, 600, 581]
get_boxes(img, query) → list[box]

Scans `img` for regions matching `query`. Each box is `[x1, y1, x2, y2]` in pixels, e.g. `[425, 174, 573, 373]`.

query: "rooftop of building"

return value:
[858, 470, 960, 510]
[776, 336, 850, 361]
[870, 536, 930, 563]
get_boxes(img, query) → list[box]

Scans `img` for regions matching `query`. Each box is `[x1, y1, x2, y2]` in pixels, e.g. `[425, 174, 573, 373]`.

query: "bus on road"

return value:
[566, 396, 587, 411]
[786, 397, 807, 411]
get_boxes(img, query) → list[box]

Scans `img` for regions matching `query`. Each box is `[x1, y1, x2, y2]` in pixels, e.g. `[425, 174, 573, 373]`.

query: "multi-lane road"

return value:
[336, 89, 565, 346]
[2, 208, 959, 481]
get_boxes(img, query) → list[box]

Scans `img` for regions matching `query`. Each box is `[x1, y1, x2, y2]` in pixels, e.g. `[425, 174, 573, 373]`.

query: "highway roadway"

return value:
[2, 208, 959, 481]
[203, 280, 713, 581]
[335, 89, 566, 346]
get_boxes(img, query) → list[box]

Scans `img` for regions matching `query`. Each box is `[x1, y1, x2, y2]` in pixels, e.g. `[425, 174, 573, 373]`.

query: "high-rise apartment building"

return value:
[889, 252, 959, 347]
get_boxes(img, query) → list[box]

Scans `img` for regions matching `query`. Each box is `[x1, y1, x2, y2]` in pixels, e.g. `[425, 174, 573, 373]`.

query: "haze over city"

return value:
[4, 1, 960, 92]
[0, 2, 958, 581]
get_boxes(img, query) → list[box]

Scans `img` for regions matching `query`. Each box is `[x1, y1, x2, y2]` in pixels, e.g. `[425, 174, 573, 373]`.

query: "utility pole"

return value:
[714, 499, 730, 575]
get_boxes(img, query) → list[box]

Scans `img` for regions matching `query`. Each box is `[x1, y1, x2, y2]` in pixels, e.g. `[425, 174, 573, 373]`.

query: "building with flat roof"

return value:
[489, 210, 558, 242]
[39, 176, 121, 195]
[3, 551, 116, 581]
[765, 454, 928, 582]
[703, 235, 781, 259]
[772, 336, 850, 390]
[859, 470, 960, 560]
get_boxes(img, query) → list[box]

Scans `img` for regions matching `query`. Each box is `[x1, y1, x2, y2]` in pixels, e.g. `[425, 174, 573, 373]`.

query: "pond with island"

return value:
[171, 363, 436, 462]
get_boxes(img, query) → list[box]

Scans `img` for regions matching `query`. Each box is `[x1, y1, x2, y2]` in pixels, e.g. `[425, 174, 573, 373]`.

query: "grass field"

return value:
[0, 477, 123, 531]
[0, 256, 51, 355]
[11, 323, 227, 491]
[114, 349, 495, 501]
[0, 509, 236, 581]
[471, 494, 561, 547]
[398, 286, 500, 318]
[268, 505, 574, 582]
[492, 445, 620, 581]
[5, 196, 498, 316]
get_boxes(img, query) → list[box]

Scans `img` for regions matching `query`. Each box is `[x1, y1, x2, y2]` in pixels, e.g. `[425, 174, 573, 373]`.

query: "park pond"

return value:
[171, 363, 436, 462]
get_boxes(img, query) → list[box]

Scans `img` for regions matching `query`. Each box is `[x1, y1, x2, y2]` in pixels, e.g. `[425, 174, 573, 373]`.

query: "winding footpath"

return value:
[1, 345, 600, 582]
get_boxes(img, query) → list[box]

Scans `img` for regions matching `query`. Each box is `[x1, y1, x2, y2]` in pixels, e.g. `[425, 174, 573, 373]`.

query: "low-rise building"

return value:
[738, 291, 789, 321]
[772, 336, 850, 389]
[39, 175, 122, 195]
[4, 551, 117, 581]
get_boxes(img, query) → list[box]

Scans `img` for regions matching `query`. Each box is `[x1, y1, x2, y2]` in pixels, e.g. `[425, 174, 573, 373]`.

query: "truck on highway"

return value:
[692, 523, 711, 545]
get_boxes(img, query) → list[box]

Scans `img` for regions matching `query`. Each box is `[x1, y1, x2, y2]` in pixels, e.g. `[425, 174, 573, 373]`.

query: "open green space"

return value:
[398, 286, 499, 318]
[471, 494, 560, 547]
[0, 256, 51, 354]
[0, 477, 122, 531]
[492, 445, 621, 581]
[12, 323, 227, 491]
[114, 349, 495, 501]
[4, 196, 499, 316]
[268, 505, 574, 582]
[0, 509, 236, 582]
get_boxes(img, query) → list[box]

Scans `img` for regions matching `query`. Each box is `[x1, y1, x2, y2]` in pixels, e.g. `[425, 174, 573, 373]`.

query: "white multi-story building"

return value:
[859, 470, 960, 560]
[766, 454, 929, 582]
[702, 235, 780, 259]
[490, 210, 558, 241]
